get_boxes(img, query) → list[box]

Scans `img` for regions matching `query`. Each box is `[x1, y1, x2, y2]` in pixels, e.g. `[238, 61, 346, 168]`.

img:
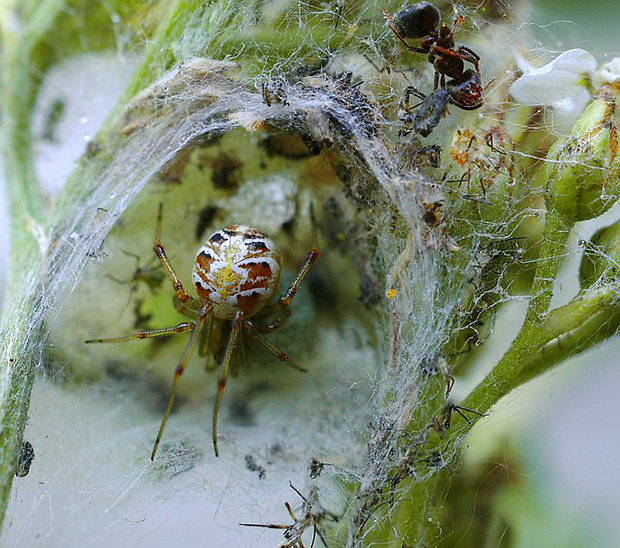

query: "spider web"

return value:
[1, 1, 619, 547]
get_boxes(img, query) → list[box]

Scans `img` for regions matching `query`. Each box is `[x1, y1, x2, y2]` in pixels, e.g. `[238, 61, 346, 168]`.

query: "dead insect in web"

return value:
[308, 457, 332, 479]
[245, 454, 267, 479]
[262, 81, 289, 107]
[106, 250, 166, 310]
[400, 69, 484, 137]
[400, 70, 483, 137]
[15, 441, 35, 478]
[240, 483, 337, 548]
[86, 204, 318, 459]
[384, 2, 481, 90]
[432, 404, 486, 434]
[422, 200, 444, 227]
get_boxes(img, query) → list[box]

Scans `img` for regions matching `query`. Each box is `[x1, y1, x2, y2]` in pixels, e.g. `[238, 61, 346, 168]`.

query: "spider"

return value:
[86, 204, 317, 460]
[384, 2, 481, 90]
[400, 69, 483, 137]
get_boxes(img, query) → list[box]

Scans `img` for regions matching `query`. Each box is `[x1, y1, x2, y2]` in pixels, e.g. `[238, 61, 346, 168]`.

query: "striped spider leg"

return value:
[260, 206, 318, 333]
[86, 205, 316, 459]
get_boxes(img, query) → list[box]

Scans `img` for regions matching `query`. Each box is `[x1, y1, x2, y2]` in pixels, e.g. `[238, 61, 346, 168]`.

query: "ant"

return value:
[385, 2, 481, 90]
[400, 69, 483, 137]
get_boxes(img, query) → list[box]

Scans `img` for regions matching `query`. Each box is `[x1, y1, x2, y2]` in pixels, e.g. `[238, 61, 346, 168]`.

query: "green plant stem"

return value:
[0, 0, 69, 529]
[117, 0, 204, 113]
[463, 284, 618, 413]
[359, 203, 606, 545]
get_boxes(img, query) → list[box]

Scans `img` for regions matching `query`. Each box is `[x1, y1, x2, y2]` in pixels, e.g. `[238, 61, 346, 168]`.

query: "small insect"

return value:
[422, 200, 444, 227]
[432, 404, 486, 434]
[106, 250, 165, 309]
[262, 81, 289, 107]
[308, 457, 331, 479]
[240, 483, 337, 548]
[400, 69, 483, 137]
[87, 205, 317, 460]
[15, 441, 35, 478]
[385, 2, 481, 90]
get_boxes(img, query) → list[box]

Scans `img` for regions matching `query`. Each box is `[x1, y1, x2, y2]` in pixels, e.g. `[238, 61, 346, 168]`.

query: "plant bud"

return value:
[545, 94, 620, 222]
[579, 220, 620, 289]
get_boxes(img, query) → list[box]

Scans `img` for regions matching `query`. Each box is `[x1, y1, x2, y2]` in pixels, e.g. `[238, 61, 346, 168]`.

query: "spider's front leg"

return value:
[266, 210, 318, 331]
[153, 203, 194, 305]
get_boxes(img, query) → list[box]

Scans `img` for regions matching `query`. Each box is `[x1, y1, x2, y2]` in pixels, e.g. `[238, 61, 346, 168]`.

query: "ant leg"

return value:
[284, 503, 306, 548]
[485, 133, 506, 156]
[239, 523, 288, 530]
[447, 14, 465, 41]
[151, 302, 212, 460]
[445, 373, 455, 399]
[434, 71, 440, 90]
[153, 203, 193, 305]
[457, 170, 469, 189]
[85, 322, 195, 344]
[458, 45, 480, 73]
[478, 171, 487, 196]
[244, 319, 307, 372]
[212, 309, 244, 457]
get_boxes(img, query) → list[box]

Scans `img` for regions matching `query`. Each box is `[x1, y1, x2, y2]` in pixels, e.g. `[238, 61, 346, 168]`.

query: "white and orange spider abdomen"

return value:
[193, 225, 281, 319]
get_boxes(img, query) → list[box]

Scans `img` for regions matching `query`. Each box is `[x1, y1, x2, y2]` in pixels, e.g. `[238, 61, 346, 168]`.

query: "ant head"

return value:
[395, 2, 440, 39]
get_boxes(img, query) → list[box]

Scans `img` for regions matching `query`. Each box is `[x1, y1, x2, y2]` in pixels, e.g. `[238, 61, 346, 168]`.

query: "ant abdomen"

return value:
[394, 2, 441, 39]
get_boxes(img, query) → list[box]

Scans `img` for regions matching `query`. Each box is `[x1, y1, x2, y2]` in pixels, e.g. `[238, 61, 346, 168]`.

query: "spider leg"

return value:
[277, 207, 318, 310]
[212, 309, 244, 457]
[244, 319, 307, 372]
[85, 322, 195, 344]
[239, 523, 289, 530]
[153, 203, 194, 305]
[151, 303, 211, 460]
[197, 312, 214, 357]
